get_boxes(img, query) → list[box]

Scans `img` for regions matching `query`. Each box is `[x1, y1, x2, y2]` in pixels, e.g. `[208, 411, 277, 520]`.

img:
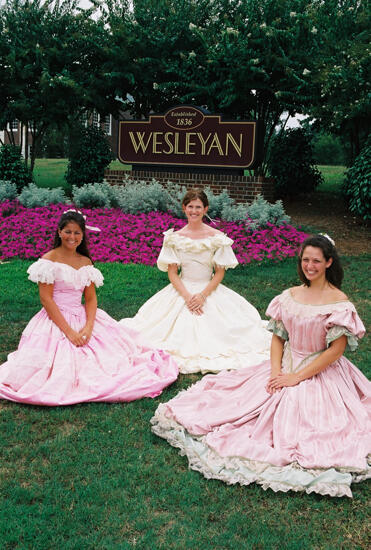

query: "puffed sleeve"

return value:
[265, 294, 289, 340]
[212, 234, 238, 269]
[325, 306, 365, 351]
[27, 259, 55, 284]
[157, 229, 181, 272]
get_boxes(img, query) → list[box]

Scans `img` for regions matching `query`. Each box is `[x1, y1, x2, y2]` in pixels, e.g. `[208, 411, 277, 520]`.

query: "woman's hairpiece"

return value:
[319, 233, 335, 246]
[63, 209, 101, 232]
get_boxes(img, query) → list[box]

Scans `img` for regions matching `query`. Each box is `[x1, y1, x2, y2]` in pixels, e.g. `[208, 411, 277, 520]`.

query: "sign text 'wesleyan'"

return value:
[119, 106, 260, 169]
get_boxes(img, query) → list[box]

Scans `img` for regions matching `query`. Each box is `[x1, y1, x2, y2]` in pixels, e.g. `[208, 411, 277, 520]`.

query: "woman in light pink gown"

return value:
[0, 211, 178, 406]
[151, 235, 370, 497]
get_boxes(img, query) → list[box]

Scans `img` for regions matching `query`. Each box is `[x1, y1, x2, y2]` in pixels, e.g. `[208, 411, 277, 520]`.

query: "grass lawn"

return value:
[316, 165, 346, 194]
[33, 159, 131, 192]
[32, 160, 346, 196]
[0, 258, 369, 549]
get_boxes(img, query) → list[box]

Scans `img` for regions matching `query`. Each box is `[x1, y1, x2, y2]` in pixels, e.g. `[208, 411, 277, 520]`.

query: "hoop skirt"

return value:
[120, 229, 271, 374]
[0, 259, 178, 406]
[151, 290, 371, 497]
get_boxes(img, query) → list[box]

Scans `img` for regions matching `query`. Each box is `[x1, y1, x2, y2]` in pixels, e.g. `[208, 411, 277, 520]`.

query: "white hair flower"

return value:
[320, 233, 335, 246]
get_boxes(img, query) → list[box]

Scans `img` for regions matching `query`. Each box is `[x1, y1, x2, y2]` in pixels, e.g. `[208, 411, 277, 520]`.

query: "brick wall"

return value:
[104, 169, 275, 203]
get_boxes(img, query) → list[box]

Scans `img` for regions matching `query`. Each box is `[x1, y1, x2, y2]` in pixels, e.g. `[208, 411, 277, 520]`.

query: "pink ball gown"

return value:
[0, 259, 178, 406]
[151, 289, 371, 497]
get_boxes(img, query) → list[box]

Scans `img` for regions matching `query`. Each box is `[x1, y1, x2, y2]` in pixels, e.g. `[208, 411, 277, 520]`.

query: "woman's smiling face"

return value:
[182, 198, 208, 222]
[58, 221, 84, 251]
[301, 245, 333, 283]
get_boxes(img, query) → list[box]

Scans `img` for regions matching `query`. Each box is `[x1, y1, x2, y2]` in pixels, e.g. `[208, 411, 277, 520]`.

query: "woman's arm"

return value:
[188, 266, 225, 313]
[266, 334, 285, 394]
[39, 283, 86, 347]
[78, 283, 97, 343]
[269, 335, 347, 390]
[167, 263, 192, 302]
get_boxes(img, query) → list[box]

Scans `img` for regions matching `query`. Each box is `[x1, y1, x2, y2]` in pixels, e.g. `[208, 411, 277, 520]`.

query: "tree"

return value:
[0, 0, 121, 170]
[108, 0, 321, 174]
[307, 0, 370, 163]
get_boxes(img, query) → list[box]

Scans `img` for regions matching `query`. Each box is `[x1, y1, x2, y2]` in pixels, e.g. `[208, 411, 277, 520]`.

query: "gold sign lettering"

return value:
[185, 132, 197, 155]
[128, 131, 152, 153]
[207, 133, 224, 156]
[226, 133, 243, 157]
[163, 132, 174, 154]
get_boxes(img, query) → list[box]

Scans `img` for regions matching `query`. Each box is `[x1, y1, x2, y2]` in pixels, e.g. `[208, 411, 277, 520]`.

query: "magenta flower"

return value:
[0, 200, 308, 265]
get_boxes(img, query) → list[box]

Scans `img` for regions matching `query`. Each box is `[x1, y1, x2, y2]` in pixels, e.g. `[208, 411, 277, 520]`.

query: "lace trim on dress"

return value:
[267, 319, 289, 341]
[326, 326, 358, 352]
[27, 259, 104, 289]
[279, 289, 356, 318]
[162, 228, 238, 270]
[151, 406, 370, 498]
[163, 228, 234, 251]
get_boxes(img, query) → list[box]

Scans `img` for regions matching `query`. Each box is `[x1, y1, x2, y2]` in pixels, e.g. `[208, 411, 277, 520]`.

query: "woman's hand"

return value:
[66, 328, 87, 347]
[78, 324, 93, 345]
[268, 372, 301, 390]
[187, 293, 205, 315]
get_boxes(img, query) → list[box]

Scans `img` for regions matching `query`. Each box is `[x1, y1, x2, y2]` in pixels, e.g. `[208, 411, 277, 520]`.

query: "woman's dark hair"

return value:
[298, 234, 343, 288]
[182, 188, 209, 208]
[53, 211, 92, 261]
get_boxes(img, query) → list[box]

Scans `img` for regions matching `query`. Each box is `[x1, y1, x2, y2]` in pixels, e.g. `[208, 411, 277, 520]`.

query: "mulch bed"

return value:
[283, 192, 370, 256]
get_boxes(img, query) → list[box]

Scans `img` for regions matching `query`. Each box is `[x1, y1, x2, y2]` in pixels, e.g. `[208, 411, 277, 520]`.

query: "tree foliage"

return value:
[0, 144, 33, 192]
[268, 128, 323, 198]
[343, 134, 371, 222]
[0, 0, 123, 170]
[307, 0, 370, 163]
[65, 125, 114, 189]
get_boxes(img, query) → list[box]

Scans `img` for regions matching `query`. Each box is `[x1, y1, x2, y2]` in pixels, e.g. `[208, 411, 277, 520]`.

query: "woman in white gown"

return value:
[120, 189, 271, 374]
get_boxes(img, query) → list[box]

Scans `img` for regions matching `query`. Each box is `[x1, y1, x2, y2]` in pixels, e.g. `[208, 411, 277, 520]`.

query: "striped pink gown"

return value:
[151, 289, 371, 497]
[0, 259, 178, 405]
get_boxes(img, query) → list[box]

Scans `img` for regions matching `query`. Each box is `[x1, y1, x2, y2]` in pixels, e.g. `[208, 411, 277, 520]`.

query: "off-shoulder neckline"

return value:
[288, 288, 350, 307]
[168, 228, 225, 241]
[39, 258, 94, 272]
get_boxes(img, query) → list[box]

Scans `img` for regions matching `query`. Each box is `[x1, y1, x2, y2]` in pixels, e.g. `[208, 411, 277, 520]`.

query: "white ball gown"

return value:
[0, 259, 178, 406]
[120, 229, 271, 374]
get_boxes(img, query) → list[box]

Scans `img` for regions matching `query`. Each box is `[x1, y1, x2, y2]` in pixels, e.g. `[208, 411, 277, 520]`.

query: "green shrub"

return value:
[66, 125, 114, 188]
[73, 182, 120, 209]
[116, 179, 171, 214]
[343, 135, 371, 222]
[245, 195, 291, 229]
[268, 128, 323, 198]
[18, 183, 67, 207]
[312, 133, 346, 165]
[0, 180, 17, 202]
[70, 178, 291, 228]
[0, 144, 33, 193]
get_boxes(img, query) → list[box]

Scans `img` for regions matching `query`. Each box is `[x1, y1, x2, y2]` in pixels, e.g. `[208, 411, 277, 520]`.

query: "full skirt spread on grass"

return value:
[0, 200, 308, 264]
[0, 259, 178, 405]
[151, 289, 371, 498]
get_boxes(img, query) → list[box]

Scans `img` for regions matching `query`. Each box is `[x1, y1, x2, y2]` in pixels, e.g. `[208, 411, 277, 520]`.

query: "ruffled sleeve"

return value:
[157, 229, 181, 272]
[27, 259, 104, 289]
[27, 259, 55, 284]
[325, 306, 365, 351]
[212, 234, 238, 270]
[265, 293, 289, 340]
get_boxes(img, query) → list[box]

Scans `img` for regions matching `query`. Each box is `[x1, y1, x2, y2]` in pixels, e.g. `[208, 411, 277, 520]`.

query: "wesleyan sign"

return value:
[118, 106, 260, 169]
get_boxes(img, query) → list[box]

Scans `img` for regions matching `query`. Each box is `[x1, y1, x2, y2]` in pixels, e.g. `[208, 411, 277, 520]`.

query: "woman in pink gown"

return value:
[151, 235, 370, 497]
[0, 211, 178, 406]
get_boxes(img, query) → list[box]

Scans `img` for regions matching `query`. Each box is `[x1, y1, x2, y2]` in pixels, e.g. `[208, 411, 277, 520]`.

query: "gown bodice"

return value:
[27, 259, 104, 312]
[157, 229, 238, 284]
[266, 289, 365, 372]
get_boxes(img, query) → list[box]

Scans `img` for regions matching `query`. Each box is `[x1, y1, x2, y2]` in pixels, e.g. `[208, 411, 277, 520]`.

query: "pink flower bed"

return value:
[0, 200, 308, 264]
